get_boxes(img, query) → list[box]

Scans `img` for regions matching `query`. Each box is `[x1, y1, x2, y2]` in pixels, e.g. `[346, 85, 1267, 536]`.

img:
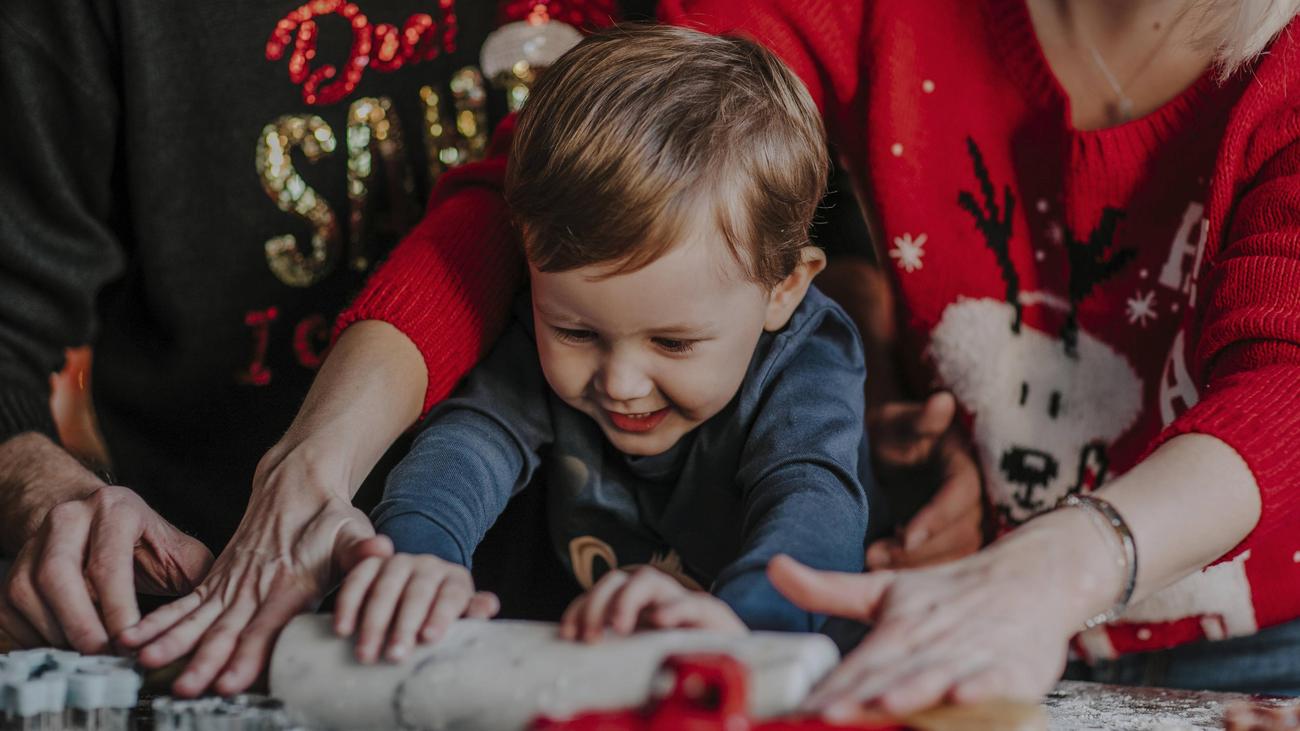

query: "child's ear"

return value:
[764, 247, 827, 332]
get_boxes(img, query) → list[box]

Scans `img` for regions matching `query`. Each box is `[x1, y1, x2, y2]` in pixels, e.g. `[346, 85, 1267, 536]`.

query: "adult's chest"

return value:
[847, 14, 1234, 524]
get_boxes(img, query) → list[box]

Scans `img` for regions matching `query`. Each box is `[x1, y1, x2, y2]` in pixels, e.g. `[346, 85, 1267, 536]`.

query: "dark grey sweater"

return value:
[0, 0, 508, 548]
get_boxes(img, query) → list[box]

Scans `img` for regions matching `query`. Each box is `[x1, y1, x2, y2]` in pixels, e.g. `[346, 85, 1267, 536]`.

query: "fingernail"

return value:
[388, 644, 408, 661]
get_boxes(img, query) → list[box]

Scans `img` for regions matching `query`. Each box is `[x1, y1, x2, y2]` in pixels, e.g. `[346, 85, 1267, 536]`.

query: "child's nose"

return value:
[599, 353, 653, 402]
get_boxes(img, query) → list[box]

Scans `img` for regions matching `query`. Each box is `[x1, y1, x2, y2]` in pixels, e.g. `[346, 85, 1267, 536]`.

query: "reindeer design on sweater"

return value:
[926, 139, 1259, 650]
[930, 138, 1144, 526]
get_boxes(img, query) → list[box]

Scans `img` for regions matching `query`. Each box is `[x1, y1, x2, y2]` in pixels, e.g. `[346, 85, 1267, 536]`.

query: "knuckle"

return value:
[5, 576, 36, 609]
[89, 484, 132, 510]
[84, 555, 118, 584]
[34, 565, 71, 596]
[46, 501, 85, 523]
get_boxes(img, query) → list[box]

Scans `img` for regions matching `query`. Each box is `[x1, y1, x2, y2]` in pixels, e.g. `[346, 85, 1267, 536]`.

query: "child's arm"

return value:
[558, 305, 872, 639]
[334, 315, 552, 661]
[369, 314, 553, 562]
[716, 305, 871, 632]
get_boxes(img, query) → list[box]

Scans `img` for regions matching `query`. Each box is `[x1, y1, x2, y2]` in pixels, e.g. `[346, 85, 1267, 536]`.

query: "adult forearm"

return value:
[257, 321, 428, 501]
[1002, 432, 1262, 627]
[1095, 433, 1260, 603]
[0, 433, 104, 555]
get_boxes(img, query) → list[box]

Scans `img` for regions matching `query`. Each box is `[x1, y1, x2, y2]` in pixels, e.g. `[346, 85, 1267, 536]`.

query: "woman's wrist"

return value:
[992, 506, 1129, 634]
[253, 432, 357, 504]
[1056, 493, 1137, 628]
[255, 320, 426, 504]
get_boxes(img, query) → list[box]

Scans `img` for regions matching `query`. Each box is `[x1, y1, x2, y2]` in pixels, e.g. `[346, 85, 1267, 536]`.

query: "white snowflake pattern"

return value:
[1126, 290, 1158, 327]
[889, 232, 927, 272]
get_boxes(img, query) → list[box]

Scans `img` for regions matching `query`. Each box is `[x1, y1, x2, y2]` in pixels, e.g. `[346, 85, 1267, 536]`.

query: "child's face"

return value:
[530, 227, 775, 457]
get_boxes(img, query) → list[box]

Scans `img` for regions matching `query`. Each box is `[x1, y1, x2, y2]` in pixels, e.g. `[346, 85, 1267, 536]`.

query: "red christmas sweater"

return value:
[339, 0, 1300, 660]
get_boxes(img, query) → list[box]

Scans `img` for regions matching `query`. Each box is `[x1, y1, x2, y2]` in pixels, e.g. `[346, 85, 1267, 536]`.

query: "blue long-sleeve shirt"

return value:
[373, 286, 875, 632]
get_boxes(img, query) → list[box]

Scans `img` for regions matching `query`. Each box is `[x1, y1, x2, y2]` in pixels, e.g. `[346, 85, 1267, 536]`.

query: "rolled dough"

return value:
[269, 615, 839, 731]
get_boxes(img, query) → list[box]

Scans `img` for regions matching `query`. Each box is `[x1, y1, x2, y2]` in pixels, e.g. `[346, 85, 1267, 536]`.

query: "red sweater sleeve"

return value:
[334, 117, 522, 416]
[1151, 115, 1300, 548]
[657, 0, 866, 145]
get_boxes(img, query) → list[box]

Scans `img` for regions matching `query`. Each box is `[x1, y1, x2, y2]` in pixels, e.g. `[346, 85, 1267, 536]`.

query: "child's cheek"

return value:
[538, 341, 590, 402]
[666, 358, 737, 421]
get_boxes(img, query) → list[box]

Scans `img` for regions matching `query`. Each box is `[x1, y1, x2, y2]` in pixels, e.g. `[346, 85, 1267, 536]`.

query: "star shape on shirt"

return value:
[889, 232, 927, 273]
[1125, 289, 1158, 327]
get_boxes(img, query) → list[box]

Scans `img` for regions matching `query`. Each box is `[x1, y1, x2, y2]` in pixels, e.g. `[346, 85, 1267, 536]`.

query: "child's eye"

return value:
[653, 337, 695, 354]
[553, 327, 596, 344]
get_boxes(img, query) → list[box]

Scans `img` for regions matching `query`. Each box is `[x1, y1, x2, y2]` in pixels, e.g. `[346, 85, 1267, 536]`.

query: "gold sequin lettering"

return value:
[346, 96, 415, 272]
[256, 116, 343, 288]
[420, 67, 489, 182]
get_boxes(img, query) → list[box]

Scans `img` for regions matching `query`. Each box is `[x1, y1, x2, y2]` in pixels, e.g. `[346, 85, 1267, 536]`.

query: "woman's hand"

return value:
[769, 507, 1121, 716]
[560, 567, 745, 641]
[117, 321, 429, 697]
[867, 392, 985, 570]
[117, 446, 391, 697]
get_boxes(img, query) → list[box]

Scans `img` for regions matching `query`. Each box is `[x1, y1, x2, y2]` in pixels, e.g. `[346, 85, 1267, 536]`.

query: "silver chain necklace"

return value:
[1083, 9, 1185, 124]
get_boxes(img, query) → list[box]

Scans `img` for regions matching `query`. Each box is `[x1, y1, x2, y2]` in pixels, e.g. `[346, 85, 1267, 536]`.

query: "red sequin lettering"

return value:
[293, 314, 330, 369]
[266, 1, 458, 106]
[237, 307, 280, 386]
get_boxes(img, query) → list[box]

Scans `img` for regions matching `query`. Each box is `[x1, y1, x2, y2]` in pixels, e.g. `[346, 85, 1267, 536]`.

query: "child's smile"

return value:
[605, 406, 671, 433]
[530, 221, 779, 457]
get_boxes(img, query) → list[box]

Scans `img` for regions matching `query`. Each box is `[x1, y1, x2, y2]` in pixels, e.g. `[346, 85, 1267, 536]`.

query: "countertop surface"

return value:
[1044, 680, 1296, 730]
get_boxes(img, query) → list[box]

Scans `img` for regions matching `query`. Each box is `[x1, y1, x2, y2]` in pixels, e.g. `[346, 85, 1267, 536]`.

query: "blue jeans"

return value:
[1064, 617, 1300, 696]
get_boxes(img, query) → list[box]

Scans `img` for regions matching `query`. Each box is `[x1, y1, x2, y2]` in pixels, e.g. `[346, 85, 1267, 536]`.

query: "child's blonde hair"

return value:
[1194, 0, 1300, 78]
[505, 24, 828, 288]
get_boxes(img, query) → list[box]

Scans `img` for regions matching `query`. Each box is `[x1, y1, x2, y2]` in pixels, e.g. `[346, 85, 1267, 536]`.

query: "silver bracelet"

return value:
[1056, 493, 1138, 630]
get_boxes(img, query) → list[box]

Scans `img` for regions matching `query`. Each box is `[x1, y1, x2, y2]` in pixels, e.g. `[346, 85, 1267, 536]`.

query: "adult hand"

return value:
[0, 435, 213, 655]
[117, 445, 391, 697]
[768, 507, 1120, 716]
[119, 321, 431, 697]
[867, 392, 984, 569]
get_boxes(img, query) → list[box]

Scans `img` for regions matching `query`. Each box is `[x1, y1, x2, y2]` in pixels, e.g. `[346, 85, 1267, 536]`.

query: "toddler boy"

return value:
[336, 24, 875, 663]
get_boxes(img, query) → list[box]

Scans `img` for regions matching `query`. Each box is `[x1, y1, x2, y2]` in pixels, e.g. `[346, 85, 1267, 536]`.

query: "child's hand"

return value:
[333, 553, 499, 663]
[559, 567, 744, 642]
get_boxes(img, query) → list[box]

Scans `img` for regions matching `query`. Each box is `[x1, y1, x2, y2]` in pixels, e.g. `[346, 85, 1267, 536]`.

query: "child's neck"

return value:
[1026, 0, 1215, 130]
